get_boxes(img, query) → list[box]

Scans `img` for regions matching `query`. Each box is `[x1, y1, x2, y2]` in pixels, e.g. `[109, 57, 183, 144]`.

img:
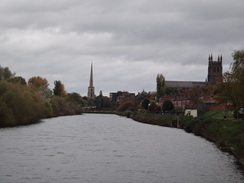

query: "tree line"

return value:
[1, 50, 243, 127]
[0, 67, 85, 127]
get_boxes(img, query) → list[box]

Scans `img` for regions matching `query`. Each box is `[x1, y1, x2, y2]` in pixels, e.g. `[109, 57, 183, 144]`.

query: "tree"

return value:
[215, 72, 238, 108]
[141, 99, 150, 110]
[156, 74, 165, 100]
[231, 50, 244, 108]
[0, 65, 15, 80]
[66, 92, 86, 114]
[148, 101, 161, 113]
[162, 100, 174, 112]
[53, 80, 67, 97]
[51, 96, 74, 116]
[165, 88, 179, 95]
[38, 86, 52, 99]
[95, 96, 111, 109]
[8, 76, 27, 85]
[28, 76, 49, 89]
[67, 92, 86, 107]
[136, 90, 150, 103]
[189, 86, 204, 104]
[0, 81, 46, 126]
[214, 50, 244, 111]
[0, 97, 15, 126]
[118, 100, 136, 112]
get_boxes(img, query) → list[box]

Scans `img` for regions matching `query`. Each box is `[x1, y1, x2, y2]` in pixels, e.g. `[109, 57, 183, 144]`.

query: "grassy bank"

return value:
[83, 110, 117, 114]
[129, 113, 244, 168]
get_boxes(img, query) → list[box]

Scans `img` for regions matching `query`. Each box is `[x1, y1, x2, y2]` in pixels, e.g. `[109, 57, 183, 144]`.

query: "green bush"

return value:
[0, 71, 86, 128]
[124, 110, 132, 118]
[0, 97, 15, 126]
[0, 81, 46, 127]
[180, 115, 244, 158]
[51, 96, 84, 116]
[132, 113, 174, 127]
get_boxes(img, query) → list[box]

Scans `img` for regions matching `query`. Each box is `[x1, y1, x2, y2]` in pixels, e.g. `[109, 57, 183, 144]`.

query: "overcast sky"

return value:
[1, 0, 243, 96]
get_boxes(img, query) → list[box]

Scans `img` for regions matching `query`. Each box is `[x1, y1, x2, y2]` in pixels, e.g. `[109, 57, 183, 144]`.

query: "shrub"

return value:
[148, 102, 161, 113]
[0, 81, 46, 126]
[162, 100, 174, 112]
[50, 96, 84, 116]
[124, 110, 132, 118]
[0, 97, 15, 126]
[118, 100, 136, 112]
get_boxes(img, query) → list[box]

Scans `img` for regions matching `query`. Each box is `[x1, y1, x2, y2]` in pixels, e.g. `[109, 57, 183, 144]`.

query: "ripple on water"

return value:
[0, 114, 243, 183]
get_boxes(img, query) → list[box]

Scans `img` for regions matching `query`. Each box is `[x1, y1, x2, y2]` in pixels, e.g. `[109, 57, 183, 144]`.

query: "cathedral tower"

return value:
[207, 54, 223, 85]
[87, 63, 96, 100]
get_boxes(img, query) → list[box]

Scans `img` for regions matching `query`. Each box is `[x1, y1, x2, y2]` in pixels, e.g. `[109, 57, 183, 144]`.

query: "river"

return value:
[0, 114, 243, 183]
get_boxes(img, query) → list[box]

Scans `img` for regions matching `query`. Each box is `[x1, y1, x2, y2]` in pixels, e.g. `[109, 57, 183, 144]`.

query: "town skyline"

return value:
[87, 54, 224, 97]
[1, 0, 243, 96]
[0, 53, 232, 97]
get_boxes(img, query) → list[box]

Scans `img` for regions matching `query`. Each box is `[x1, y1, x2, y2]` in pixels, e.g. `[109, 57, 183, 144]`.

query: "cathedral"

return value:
[165, 54, 223, 90]
[207, 54, 223, 85]
[163, 54, 224, 112]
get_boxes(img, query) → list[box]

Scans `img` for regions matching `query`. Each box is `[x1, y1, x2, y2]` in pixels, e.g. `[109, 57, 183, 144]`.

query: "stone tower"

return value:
[207, 54, 223, 85]
[87, 63, 96, 100]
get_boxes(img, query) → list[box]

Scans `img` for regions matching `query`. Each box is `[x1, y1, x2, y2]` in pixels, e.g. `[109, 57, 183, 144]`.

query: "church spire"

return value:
[87, 63, 95, 100]
[89, 63, 93, 87]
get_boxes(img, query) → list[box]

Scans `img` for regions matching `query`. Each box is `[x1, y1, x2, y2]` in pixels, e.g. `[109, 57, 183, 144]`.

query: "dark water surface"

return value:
[0, 114, 243, 183]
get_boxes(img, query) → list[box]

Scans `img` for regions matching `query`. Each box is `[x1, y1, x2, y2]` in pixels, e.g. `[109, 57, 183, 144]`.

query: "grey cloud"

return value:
[0, 0, 244, 96]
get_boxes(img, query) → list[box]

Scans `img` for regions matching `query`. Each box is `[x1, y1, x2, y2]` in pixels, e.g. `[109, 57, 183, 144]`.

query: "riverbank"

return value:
[83, 110, 117, 114]
[127, 113, 244, 169]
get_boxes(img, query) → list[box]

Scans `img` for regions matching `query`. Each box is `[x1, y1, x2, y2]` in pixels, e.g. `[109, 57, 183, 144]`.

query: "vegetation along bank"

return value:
[0, 66, 85, 128]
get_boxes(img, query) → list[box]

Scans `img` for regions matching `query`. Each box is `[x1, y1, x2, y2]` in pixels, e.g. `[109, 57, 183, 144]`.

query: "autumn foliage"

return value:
[118, 100, 136, 112]
[28, 76, 49, 89]
[0, 66, 85, 127]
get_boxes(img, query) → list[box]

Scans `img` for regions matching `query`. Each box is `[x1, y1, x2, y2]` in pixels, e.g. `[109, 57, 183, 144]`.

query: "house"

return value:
[109, 91, 135, 106]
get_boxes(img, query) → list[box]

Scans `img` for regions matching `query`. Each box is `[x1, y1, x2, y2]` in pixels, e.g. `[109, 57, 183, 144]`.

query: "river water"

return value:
[0, 114, 243, 183]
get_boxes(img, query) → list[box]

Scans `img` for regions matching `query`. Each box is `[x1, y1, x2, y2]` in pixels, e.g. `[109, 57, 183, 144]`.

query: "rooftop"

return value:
[165, 81, 206, 88]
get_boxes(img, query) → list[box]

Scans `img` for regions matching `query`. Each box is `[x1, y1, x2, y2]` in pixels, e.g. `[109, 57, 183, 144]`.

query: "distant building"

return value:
[109, 91, 135, 106]
[165, 54, 223, 91]
[165, 81, 206, 92]
[185, 109, 198, 117]
[161, 93, 194, 109]
[207, 54, 223, 85]
[160, 54, 226, 112]
[87, 63, 96, 100]
[109, 91, 123, 102]
[202, 95, 234, 111]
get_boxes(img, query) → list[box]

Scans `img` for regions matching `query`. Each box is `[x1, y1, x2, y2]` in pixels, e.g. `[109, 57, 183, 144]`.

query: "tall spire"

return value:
[89, 63, 93, 87]
[87, 63, 95, 100]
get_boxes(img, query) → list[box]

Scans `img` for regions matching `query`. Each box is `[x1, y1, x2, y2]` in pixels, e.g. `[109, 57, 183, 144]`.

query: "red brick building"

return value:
[202, 95, 234, 111]
[109, 91, 135, 106]
[161, 93, 195, 109]
[159, 54, 230, 112]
